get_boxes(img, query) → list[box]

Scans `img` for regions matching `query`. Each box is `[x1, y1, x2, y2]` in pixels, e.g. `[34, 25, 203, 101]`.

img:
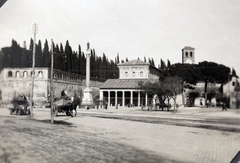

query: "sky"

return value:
[0, 0, 240, 74]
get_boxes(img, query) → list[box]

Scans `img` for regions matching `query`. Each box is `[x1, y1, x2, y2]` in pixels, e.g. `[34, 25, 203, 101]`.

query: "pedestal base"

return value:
[81, 88, 93, 108]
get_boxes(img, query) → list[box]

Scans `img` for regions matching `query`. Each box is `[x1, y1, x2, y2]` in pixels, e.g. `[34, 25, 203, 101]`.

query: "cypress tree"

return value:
[35, 40, 43, 67]
[43, 39, 50, 68]
[65, 40, 72, 72]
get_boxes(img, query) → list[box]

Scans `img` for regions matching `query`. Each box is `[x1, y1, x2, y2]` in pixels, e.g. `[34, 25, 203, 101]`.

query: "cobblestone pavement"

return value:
[0, 106, 240, 163]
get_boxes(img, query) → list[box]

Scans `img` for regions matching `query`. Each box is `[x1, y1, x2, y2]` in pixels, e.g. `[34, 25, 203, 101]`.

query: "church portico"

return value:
[100, 89, 146, 107]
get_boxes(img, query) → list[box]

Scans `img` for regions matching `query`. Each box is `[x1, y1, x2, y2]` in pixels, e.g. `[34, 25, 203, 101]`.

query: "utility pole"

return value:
[50, 39, 54, 124]
[30, 23, 37, 117]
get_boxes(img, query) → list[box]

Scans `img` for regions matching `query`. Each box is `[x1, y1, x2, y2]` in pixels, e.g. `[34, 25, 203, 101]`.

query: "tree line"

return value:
[0, 39, 162, 80]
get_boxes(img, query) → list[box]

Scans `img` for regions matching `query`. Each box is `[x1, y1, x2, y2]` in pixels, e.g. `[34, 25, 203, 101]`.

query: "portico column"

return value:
[100, 90, 103, 109]
[122, 91, 125, 107]
[145, 93, 148, 106]
[138, 91, 140, 106]
[108, 91, 110, 106]
[115, 91, 118, 106]
[130, 91, 133, 105]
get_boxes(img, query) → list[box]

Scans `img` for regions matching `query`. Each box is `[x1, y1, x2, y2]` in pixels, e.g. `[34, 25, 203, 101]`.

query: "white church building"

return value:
[99, 59, 162, 107]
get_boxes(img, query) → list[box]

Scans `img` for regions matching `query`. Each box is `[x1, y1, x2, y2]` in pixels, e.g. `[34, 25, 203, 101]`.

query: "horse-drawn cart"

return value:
[9, 95, 31, 115]
[53, 96, 77, 117]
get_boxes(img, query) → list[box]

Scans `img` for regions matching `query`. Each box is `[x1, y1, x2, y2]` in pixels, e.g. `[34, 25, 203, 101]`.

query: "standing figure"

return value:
[222, 102, 227, 111]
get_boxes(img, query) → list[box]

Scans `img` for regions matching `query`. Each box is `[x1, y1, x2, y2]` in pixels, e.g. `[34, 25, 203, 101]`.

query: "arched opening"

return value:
[38, 71, 43, 77]
[185, 52, 188, 57]
[16, 71, 20, 77]
[140, 71, 143, 77]
[23, 71, 28, 77]
[232, 81, 235, 86]
[190, 52, 193, 57]
[125, 72, 128, 77]
[132, 71, 136, 77]
[8, 71, 13, 77]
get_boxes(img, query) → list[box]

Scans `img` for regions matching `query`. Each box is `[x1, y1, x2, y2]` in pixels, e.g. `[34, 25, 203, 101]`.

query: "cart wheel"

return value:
[74, 109, 77, 116]
[18, 109, 22, 115]
[69, 110, 73, 117]
[66, 111, 70, 116]
[27, 107, 31, 115]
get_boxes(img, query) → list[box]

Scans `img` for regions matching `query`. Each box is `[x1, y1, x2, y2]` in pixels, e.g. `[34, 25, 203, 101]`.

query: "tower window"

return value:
[185, 52, 188, 57]
[232, 82, 235, 86]
[140, 71, 143, 77]
[190, 52, 193, 57]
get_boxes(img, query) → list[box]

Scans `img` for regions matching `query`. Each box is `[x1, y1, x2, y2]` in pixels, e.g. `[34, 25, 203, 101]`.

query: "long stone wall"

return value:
[0, 68, 104, 107]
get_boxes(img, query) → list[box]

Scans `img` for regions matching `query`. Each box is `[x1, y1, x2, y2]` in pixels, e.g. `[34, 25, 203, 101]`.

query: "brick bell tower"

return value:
[182, 46, 195, 64]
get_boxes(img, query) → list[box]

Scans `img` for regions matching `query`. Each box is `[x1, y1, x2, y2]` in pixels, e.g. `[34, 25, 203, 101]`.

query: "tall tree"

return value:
[167, 59, 171, 68]
[197, 61, 230, 106]
[161, 76, 183, 112]
[151, 58, 155, 67]
[65, 40, 72, 72]
[35, 40, 43, 67]
[160, 59, 166, 71]
[43, 39, 50, 68]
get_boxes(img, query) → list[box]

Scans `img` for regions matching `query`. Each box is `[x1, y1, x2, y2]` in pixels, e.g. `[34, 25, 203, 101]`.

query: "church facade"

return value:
[99, 59, 162, 107]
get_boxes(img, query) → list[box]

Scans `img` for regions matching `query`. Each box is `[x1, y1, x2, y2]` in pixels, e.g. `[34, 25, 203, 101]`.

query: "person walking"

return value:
[222, 102, 227, 111]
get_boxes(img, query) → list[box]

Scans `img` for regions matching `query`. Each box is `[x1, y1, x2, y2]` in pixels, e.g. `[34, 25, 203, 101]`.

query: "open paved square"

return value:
[0, 106, 239, 163]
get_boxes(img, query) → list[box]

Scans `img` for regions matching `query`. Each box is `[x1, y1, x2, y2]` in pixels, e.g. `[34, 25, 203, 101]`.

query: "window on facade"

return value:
[53, 73, 57, 79]
[125, 72, 128, 77]
[8, 71, 13, 77]
[38, 71, 43, 77]
[31, 71, 35, 77]
[132, 71, 136, 77]
[16, 71, 20, 77]
[185, 52, 188, 57]
[190, 52, 193, 57]
[23, 71, 28, 77]
[232, 82, 235, 86]
[140, 71, 143, 77]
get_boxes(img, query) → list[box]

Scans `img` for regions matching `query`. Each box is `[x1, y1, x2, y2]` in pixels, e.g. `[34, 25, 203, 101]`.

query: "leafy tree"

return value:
[160, 76, 183, 112]
[196, 61, 230, 106]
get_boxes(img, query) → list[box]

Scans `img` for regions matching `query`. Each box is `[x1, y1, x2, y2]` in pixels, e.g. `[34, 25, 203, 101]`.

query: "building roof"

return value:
[100, 79, 148, 89]
[182, 46, 195, 50]
[117, 59, 150, 66]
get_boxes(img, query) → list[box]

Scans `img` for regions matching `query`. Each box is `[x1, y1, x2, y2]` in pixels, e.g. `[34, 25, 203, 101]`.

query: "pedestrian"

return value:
[105, 99, 108, 109]
[222, 102, 227, 111]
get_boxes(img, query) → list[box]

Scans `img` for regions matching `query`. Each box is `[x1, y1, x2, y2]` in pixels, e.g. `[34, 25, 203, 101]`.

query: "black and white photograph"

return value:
[0, 0, 240, 163]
